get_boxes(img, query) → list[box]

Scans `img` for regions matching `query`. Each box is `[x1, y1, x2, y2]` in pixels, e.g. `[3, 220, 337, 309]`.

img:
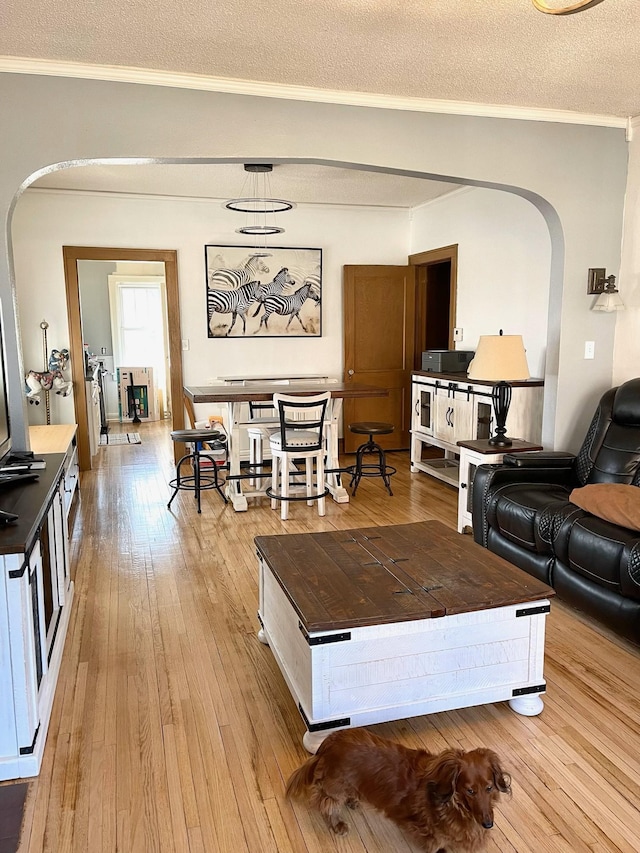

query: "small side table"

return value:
[456, 438, 543, 534]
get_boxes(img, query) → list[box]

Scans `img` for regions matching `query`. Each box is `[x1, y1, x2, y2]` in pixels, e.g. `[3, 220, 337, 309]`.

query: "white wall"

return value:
[14, 184, 554, 430]
[11, 188, 411, 424]
[410, 187, 551, 378]
[0, 74, 629, 453]
[614, 119, 640, 385]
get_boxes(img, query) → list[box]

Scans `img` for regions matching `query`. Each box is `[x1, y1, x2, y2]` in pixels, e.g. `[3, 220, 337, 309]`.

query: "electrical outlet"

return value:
[584, 340, 595, 359]
[454, 327, 463, 342]
[182, 339, 190, 351]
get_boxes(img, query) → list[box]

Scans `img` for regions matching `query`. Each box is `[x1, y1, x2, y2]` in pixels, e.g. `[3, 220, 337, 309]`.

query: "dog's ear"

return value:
[489, 752, 512, 795]
[426, 752, 461, 805]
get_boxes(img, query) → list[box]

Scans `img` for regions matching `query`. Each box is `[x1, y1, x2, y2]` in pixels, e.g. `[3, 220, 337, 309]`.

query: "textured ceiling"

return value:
[3, 0, 638, 117]
[7, 0, 638, 206]
[31, 163, 459, 208]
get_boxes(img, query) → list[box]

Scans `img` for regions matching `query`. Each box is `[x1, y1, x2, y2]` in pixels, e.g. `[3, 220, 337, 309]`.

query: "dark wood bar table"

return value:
[185, 382, 388, 511]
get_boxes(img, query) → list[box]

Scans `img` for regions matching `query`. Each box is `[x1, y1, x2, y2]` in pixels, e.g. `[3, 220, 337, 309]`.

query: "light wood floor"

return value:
[18, 420, 640, 852]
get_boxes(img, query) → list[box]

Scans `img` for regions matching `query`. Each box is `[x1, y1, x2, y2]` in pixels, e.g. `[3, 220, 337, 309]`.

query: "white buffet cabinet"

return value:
[410, 371, 544, 488]
[0, 453, 74, 780]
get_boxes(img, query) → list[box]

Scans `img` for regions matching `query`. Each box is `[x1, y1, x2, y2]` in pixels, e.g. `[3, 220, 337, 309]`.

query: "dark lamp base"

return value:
[489, 381, 514, 450]
[488, 435, 513, 447]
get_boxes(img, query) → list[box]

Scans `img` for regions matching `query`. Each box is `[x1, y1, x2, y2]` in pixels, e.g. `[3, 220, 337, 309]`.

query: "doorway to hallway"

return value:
[63, 246, 185, 471]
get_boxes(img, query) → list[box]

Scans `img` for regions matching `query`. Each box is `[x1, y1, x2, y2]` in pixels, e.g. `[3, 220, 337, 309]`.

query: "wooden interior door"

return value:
[343, 265, 416, 453]
[410, 244, 458, 364]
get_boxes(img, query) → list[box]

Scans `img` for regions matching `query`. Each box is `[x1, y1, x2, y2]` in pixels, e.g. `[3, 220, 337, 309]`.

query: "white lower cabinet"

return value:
[0, 460, 73, 780]
[410, 371, 544, 488]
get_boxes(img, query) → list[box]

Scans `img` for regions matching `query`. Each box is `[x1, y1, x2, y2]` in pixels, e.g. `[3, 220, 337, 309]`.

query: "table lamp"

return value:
[467, 332, 530, 447]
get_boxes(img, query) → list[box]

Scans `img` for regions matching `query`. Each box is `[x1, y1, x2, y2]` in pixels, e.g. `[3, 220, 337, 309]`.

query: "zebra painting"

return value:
[205, 245, 322, 337]
[208, 280, 261, 336]
[303, 273, 321, 296]
[255, 282, 320, 333]
[207, 254, 269, 291]
[251, 267, 295, 316]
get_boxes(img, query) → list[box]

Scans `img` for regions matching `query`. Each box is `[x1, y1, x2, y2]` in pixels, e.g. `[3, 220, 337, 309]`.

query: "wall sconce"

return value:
[589, 272, 625, 312]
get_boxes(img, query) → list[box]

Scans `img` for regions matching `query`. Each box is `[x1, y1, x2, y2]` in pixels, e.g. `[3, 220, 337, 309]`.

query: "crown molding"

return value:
[26, 185, 414, 212]
[0, 56, 628, 129]
[626, 115, 640, 141]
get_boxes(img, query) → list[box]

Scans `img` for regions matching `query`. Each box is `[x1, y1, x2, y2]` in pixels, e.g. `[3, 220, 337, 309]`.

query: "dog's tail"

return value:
[285, 755, 321, 800]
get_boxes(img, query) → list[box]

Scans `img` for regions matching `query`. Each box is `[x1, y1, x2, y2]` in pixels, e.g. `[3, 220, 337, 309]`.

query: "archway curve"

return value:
[9, 154, 563, 452]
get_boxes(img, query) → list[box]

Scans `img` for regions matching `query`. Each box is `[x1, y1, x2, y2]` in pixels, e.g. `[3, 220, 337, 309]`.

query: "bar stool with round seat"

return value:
[347, 421, 396, 496]
[167, 429, 228, 513]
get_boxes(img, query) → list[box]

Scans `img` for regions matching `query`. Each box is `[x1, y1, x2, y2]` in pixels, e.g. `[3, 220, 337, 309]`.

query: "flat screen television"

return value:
[0, 304, 12, 463]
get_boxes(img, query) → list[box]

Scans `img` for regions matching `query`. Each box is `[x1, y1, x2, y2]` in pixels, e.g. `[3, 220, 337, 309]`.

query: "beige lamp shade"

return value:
[467, 335, 530, 381]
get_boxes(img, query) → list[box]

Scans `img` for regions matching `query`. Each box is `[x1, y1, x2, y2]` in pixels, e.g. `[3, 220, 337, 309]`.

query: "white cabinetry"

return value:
[30, 425, 79, 524]
[433, 392, 473, 446]
[411, 372, 543, 488]
[0, 457, 73, 780]
[456, 439, 542, 533]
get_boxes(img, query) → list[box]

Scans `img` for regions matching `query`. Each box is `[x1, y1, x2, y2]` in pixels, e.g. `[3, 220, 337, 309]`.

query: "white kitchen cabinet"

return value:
[0, 457, 73, 780]
[30, 425, 79, 524]
[433, 392, 473, 446]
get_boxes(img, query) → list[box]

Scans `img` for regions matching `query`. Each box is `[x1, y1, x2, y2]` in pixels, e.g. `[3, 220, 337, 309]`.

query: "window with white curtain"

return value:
[108, 275, 169, 415]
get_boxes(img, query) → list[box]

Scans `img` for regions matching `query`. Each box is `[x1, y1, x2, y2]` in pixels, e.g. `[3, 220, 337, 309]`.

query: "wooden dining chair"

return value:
[266, 392, 331, 520]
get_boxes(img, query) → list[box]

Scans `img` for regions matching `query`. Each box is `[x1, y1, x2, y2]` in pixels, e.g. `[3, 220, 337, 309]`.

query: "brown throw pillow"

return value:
[569, 484, 640, 531]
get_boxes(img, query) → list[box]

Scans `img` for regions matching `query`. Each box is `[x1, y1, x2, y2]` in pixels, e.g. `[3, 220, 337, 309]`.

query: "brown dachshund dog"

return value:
[286, 727, 511, 853]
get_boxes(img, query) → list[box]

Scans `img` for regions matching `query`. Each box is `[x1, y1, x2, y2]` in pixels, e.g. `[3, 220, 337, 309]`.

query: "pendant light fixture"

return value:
[225, 164, 295, 238]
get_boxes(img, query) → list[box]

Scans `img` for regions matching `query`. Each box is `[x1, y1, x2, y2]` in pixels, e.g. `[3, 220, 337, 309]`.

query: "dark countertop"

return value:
[412, 370, 544, 387]
[0, 453, 64, 556]
[185, 382, 388, 403]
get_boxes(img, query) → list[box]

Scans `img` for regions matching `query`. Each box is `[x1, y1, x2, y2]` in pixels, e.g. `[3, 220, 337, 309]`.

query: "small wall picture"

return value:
[205, 245, 322, 338]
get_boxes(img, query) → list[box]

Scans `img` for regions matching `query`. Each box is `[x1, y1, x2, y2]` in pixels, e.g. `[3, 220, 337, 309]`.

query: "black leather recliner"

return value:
[472, 378, 640, 645]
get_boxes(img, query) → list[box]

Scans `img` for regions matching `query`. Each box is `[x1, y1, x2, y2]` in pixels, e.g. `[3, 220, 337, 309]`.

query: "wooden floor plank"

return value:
[16, 420, 640, 853]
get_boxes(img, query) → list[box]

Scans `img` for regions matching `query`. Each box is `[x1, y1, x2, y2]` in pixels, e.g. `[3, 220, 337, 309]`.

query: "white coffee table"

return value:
[256, 521, 555, 752]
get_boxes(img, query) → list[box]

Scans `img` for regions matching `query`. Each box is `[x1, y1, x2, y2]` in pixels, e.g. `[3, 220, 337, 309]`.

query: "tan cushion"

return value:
[569, 484, 640, 531]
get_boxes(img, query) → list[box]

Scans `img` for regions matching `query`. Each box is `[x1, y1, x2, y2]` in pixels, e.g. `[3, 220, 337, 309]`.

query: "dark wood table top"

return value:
[255, 520, 554, 632]
[456, 438, 543, 454]
[412, 371, 544, 388]
[185, 382, 389, 404]
[0, 454, 65, 556]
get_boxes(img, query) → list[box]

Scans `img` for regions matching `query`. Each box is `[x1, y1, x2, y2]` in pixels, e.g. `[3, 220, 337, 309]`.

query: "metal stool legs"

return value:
[168, 442, 227, 513]
[349, 435, 394, 496]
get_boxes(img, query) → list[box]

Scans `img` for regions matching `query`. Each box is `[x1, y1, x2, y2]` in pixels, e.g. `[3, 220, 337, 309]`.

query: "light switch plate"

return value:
[453, 327, 463, 342]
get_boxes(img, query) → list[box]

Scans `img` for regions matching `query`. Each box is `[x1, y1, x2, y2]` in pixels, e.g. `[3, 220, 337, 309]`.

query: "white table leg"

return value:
[225, 401, 248, 511]
[326, 398, 349, 503]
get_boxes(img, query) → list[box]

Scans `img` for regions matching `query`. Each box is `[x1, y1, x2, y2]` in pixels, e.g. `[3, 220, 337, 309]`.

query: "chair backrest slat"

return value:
[249, 400, 277, 420]
[273, 392, 331, 453]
